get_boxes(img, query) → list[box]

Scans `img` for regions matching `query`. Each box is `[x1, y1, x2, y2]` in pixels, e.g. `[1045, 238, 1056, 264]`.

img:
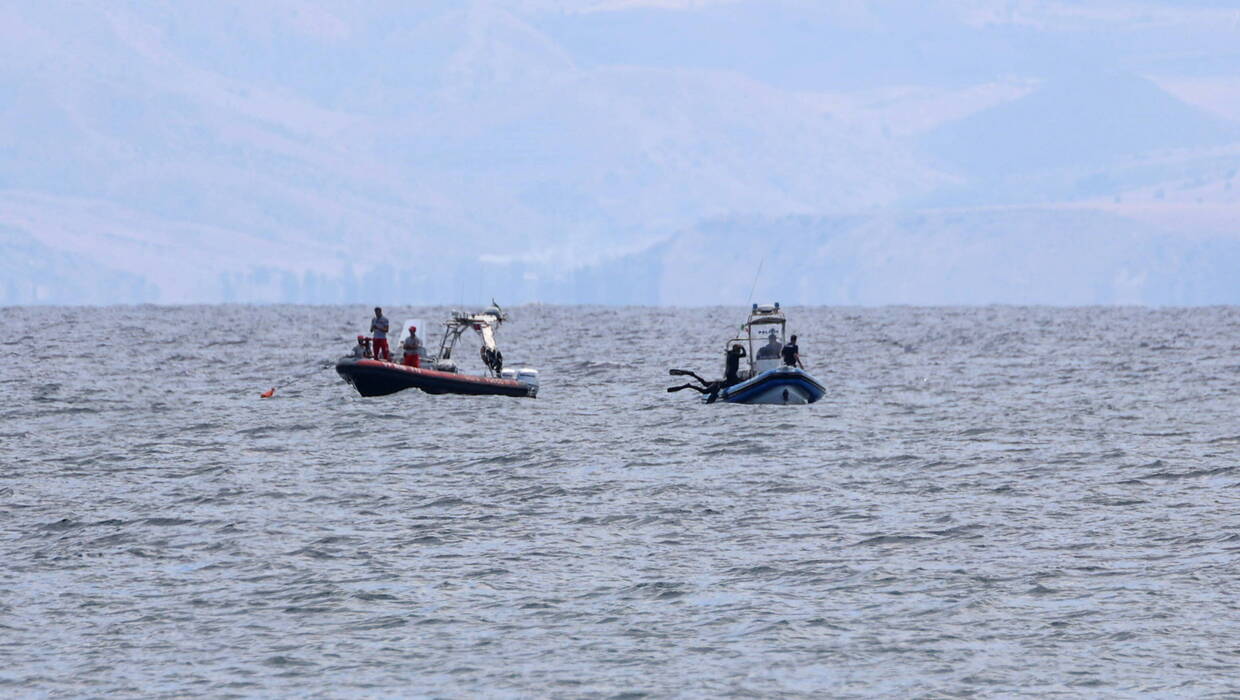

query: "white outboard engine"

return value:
[516, 368, 539, 396]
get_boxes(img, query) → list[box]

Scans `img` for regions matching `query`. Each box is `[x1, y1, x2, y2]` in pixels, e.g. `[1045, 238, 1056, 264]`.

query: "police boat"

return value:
[668, 303, 825, 405]
[336, 303, 538, 398]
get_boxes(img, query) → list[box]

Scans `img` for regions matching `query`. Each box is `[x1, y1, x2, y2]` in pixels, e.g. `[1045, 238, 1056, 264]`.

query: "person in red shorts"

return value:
[370, 307, 391, 361]
[402, 326, 423, 367]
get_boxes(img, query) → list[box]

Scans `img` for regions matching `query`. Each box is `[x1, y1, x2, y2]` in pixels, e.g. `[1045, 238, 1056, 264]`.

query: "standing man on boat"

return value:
[781, 334, 803, 368]
[370, 307, 391, 361]
[402, 326, 423, 367]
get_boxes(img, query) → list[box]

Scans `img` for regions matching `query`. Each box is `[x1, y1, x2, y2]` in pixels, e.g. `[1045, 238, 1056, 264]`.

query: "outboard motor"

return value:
[517, 369, 539, 397]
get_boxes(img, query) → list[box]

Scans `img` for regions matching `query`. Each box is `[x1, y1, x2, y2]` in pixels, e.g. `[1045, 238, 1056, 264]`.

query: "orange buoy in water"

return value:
[260, 387, 275, 398]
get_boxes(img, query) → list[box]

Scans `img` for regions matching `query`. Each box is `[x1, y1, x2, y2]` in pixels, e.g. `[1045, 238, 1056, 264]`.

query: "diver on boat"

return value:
[402, 326, 423, 368]
[351, 335, 372, 359]
[781, 334, 803, 368]
[756, 329, 782, 360]
[370, 307, 391, 361]
[725, 343, 746, 386]
[667, 342, 747, 402]
[666, 370, 721, 399]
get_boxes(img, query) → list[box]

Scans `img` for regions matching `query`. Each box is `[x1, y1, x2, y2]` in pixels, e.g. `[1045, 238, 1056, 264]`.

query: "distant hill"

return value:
[0, 1, 939, 303]
[2, 1, 1239, 304]
[633, 208, 1240, 306]
[923, 71, 1240, 179]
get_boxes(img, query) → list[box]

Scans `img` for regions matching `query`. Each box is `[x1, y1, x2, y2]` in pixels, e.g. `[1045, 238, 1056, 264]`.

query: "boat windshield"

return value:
[750, 320, 785, 358]
[748, 318, 786, 374]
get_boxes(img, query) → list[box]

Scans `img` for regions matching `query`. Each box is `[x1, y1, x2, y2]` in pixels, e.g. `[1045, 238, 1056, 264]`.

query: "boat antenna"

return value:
[745, 256, 765, 307]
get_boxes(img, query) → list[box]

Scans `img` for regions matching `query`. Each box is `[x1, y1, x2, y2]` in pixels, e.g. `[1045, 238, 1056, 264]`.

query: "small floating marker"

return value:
[260, 387, 276, 398]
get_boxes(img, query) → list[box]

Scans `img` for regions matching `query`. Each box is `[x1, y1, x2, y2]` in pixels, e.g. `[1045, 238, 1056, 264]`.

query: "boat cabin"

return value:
[724, 302, 787, 380]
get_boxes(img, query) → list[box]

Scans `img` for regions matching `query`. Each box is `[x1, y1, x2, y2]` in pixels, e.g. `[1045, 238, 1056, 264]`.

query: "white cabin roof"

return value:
[747, 315, 785, 326]
[746, 302, 786, 327]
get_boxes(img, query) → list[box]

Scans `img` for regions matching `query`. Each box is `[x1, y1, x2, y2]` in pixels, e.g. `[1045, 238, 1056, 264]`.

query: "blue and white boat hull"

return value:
[713, 367, 825, 405]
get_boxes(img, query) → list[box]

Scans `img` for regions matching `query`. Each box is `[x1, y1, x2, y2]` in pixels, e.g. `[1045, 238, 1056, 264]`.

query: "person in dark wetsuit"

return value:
[724, 343, 746, 386]
[667, 343, 747, 402]
[781, 334, 802, 368]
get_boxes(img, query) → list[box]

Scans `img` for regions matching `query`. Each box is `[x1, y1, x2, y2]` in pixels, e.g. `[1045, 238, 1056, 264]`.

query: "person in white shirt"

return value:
[402, 326, 424, 367]
[370, 307, 391, 361]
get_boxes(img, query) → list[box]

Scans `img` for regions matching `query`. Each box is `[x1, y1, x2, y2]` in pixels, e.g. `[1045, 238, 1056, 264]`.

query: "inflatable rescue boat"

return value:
[337, 303, 538, 399]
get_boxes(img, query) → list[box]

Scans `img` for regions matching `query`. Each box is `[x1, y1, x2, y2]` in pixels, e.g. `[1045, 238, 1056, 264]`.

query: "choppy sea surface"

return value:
[3, 304, 1240, 697]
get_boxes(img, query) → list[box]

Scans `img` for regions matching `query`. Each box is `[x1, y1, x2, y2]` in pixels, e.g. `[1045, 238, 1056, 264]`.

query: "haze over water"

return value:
[3, 304, 1239, 696]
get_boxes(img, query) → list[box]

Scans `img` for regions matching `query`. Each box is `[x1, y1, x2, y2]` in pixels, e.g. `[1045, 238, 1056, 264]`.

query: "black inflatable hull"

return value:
[336, 359, 536, 398]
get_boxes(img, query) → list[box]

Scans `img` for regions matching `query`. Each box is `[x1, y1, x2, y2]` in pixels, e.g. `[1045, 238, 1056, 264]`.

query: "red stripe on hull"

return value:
[338, 358, 535, 398]
[353, 359, 526, 389]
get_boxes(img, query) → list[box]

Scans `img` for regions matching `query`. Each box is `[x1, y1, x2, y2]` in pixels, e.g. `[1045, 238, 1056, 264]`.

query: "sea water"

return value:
[2, 304, 1239, 696]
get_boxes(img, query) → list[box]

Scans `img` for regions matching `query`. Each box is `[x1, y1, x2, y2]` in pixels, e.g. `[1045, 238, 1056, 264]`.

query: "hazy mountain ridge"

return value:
[645, 207, 1240, 306]
[1, 225, 156, 304]
[2, 0, 1238, 304]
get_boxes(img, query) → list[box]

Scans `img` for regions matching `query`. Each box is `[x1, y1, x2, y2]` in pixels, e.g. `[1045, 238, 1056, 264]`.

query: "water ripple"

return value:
[2, 304, 1239, 696]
